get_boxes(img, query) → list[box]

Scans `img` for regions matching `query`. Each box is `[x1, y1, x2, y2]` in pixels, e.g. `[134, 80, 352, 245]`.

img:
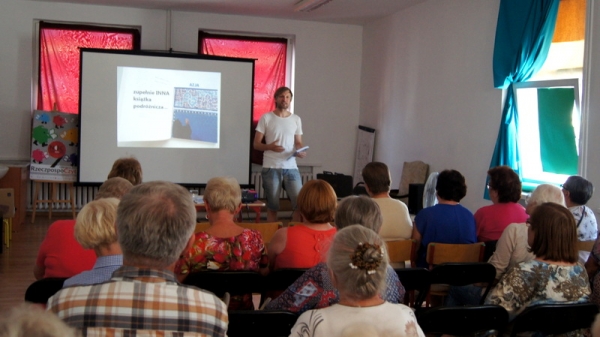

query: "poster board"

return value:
[353, 125, 376, 184]
[30, 110, 79, 182]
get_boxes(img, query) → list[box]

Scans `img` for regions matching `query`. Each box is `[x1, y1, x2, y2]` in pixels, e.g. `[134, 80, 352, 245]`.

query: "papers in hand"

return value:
[288, 146, 309, 160]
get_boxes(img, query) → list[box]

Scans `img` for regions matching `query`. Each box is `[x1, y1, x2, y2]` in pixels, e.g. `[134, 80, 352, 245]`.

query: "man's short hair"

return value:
[436, 169, 467, 202]
[95, 177, 134, 200]
[75, 198, 119, 250]
[108, 157, 143, 186]
[117, 181, 196, 269]
[274, 86, 293, 99]
[204, 177, 241, 213]
[361, 162, 391, 195]
[563, 175, 594, 205]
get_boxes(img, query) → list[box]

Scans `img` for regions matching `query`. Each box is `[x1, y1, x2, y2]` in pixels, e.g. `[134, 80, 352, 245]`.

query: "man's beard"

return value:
[276, 102, 288, 110]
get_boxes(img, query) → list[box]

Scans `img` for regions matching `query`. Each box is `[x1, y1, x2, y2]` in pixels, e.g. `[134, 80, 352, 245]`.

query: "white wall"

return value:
[0, 0, 363, 177]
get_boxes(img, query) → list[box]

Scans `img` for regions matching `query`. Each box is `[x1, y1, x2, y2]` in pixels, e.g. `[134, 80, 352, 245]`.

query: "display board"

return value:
[352, 125, 376, 184]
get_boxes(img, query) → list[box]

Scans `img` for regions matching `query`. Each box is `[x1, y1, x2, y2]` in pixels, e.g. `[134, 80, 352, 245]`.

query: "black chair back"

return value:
[394, 267, 430, 308]
[182, 271, 264, 298]
[228, 310, 298, 337]
[430, 262, 496, 304]
[24, 278, 67, 304]
[510, 302, 599, 337]
[417, 305, 509, 336]
[264, 268, 307, 293]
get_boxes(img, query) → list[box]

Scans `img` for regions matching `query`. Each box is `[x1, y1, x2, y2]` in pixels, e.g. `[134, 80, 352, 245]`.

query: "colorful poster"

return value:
[30, 110, 78, 182]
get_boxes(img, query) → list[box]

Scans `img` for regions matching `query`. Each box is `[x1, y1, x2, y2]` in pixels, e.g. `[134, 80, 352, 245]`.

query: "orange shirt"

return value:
[274, 225, 336, 270]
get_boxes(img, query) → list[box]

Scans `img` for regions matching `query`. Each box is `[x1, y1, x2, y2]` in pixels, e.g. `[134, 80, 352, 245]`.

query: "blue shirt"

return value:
[63, 254, 123, 287]
[414, 204, 477, 267]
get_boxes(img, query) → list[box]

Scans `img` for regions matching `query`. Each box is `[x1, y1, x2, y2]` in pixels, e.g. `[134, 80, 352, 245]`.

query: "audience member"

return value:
[63, 198, 122, 287]
[562, 175, 598, 263]
[475, 166, 527, 243]
[107, 157, 142, 185]
[486, 202, 590, 321]
[412, 169, 476, 268]
[48, 181, 228, 336]
[175, 176, 268, 309]
[289, 225, 425, 337]
[362, 161, 412, 240]
[0, 303, 79, 337]
[268, 179, 337, 270]
[265, 195, 405, 313]
[94, 177, 133, 200]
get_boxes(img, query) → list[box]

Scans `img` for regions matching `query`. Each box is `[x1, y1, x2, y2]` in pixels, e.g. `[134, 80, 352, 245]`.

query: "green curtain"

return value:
[538, 88, 578, 174]
[485, 0, 559, 199]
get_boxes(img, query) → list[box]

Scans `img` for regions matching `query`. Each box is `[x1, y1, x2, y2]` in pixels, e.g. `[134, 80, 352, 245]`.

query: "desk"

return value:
[195, 202, 265, 223]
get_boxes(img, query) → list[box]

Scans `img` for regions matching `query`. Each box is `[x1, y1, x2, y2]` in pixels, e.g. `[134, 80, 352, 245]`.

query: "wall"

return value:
[0, 0, 363, 177]
[361, 0, 600, 212]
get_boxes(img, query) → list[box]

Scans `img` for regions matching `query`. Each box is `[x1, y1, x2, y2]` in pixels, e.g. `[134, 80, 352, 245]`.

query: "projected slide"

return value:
[117, 66, 221, 148]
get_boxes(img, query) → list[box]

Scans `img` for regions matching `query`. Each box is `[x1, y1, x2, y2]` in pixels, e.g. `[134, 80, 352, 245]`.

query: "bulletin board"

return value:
[352, 125, 376, 184]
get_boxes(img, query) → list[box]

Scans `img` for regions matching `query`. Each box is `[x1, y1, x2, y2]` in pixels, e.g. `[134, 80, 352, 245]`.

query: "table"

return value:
[195, 201, 266, 223]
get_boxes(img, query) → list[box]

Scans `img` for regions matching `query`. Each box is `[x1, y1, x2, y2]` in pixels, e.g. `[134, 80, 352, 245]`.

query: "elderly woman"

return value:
[412, 169, 477, 268]
[107, 157, 142, 185]
[289, 225, 424, 337]
[268, 179, 337, 270]
[562, 176, 598, 263]
[475, 166, 528, 243]
[486, 203, 590, 321]
[175, 177, 268, 277]
[63, 198, 122, 287]
[266, 195, 405, 313]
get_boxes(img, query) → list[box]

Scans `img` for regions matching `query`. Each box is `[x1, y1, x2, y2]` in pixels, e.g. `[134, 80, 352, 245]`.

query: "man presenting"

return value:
[48, 181, 228, 336]
[254, 86, 306, 222]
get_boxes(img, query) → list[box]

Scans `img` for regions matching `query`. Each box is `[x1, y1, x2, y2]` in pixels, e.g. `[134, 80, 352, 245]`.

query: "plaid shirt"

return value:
[48, 266, 228, 336]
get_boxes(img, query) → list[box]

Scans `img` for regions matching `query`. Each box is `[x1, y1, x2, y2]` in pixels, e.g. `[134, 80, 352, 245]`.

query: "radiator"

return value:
[251, 171, 314, 198]
[27, 182, 98, 212]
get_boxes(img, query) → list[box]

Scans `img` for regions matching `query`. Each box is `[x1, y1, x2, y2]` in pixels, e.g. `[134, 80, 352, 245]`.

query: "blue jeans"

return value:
[261, 168, 302, 211]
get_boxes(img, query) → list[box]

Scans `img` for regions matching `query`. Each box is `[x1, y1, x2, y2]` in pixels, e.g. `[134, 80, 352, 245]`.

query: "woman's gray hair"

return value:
[203, 176, 241, 213]
[528, 184, 565, 207]
[327, 225, 388, 301]
[117, 181, 196, 269]
[334, 195, 383, 233]
[0, 303, 80, 337]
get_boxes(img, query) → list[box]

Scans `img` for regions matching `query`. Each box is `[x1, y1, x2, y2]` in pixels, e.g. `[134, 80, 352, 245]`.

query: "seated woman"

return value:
[485, 202, 590, 321]
[63, 198, 122, 287]
[289, 225, 424, 337]
[175, 177, 268, 309]
[412, 169, 476, 268]
[475, 166, 528, 244]
[562, 176, 598, 264]
[268, 179, 337, 270]
[107, 157, 143, 185]
[265, 195, 405, 313]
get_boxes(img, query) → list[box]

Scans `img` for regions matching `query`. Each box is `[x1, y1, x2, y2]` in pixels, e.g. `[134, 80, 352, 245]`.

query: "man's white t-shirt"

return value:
[256, 112, 303, 169]
[373, 198, 413, 240]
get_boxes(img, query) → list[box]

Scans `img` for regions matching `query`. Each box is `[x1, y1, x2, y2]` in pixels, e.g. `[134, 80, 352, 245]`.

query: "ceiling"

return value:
[27, 0, 427, 25]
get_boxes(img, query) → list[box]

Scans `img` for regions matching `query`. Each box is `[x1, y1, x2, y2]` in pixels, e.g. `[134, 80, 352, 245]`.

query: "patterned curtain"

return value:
[199, 32, 288, 165]
[38, 22, 140, 114]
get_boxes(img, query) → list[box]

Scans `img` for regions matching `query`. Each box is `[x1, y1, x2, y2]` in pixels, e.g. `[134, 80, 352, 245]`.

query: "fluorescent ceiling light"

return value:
[294, 0, 333, 12]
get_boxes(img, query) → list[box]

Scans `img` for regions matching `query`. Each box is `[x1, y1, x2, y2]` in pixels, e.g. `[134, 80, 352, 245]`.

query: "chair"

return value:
[430, 262, 496, 305]
[426, 242, 486, 268]
[577, 240, 596, 252]
[417, 305, 509, 336]
[238, 222, 283, 244]
[194, 222, 210, 232]
[386, 239, 416, 265]
[394, 267, 430, 308]
[24, 278, 67, 305]
[182, 271, 264, 299]
[510, 303, 599, 337]
[228, 310, 298, 337]
[390, 161, 429, 207]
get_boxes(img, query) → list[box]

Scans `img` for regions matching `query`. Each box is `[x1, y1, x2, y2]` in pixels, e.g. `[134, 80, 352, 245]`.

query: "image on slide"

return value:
[117, 66, 221, 148]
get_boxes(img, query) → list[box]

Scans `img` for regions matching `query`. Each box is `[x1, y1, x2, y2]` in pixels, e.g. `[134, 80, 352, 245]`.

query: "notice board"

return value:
[352, 125, 376, 185]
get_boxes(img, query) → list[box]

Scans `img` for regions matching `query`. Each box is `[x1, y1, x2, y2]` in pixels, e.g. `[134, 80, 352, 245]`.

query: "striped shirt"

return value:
[48, 266, 228, 336]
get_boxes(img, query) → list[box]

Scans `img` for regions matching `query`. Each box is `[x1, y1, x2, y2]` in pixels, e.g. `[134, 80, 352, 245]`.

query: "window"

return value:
[199, 31, 289, 164]
[38, 22, 140, 114]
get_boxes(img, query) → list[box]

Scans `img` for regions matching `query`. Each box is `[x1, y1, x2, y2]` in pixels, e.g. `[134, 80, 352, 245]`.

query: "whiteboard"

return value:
[353, 125, 376, 184]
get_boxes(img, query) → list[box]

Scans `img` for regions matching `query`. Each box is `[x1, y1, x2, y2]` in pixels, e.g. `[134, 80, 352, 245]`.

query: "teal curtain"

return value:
[485, 0, 559, 199]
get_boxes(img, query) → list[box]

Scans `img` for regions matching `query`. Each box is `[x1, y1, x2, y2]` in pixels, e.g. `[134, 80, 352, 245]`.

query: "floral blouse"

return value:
[175, 229, 268, 275]
[485, 259, 590, 321]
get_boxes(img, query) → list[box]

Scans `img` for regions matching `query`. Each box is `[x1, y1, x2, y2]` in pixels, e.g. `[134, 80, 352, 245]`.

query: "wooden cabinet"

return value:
[0, 165, 29, 232]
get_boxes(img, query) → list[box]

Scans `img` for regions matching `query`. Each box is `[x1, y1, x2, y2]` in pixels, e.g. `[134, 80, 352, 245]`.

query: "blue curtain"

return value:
[485, 0, 559, 199]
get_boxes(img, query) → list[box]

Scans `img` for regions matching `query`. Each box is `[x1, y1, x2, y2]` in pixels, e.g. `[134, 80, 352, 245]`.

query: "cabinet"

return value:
[0, 164, 29, 232]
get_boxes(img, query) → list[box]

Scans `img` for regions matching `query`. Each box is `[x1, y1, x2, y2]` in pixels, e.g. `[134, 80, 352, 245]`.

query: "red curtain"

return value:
[199, 32, 287, 164]
[38, 22, 140, 114]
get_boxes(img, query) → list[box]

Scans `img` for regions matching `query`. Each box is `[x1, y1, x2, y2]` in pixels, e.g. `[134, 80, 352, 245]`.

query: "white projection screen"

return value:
[78, 49, 254, 186]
